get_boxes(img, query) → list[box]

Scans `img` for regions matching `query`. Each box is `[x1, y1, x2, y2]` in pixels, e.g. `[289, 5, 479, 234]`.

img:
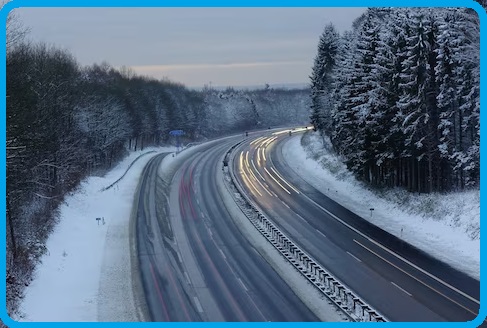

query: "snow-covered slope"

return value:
[281, 132, 480, 280]
[16, 131, 479, 323]
[17, 147, 175, 322]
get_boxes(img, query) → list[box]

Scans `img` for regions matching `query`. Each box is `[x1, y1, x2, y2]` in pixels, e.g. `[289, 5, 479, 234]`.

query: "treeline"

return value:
[204, 85, 310, 135]
[6, 43, 205, 312]
[6, 41, 309, 313]
[310, 8, 480, 193]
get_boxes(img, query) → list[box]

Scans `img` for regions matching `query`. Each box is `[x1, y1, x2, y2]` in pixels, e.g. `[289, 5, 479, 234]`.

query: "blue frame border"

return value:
[0, 0, 485, 327]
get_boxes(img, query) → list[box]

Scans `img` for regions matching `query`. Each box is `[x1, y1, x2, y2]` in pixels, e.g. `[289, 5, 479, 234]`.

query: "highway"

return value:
[232, 129, 480, 322]
[133, 138, 319, 321]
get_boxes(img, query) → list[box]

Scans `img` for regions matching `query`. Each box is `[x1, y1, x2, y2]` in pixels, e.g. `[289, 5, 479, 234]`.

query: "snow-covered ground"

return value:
[17, 146, 176, 322]
[15, 130, 479, 323]
[16, 135, 344, 323]
[281, 132, 480, 280]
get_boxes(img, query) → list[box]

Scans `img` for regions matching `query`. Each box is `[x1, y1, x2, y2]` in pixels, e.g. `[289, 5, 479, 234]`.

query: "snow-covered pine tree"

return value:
[396, 9, 439, 193]
[347, 9, 385, 183]
[474, 0, 487, 9]
[453, 9, 480, 188]
[435, 9, 461, 190]
[363, 9, 406, 187]
[330, 31, 358, 157]
[309, 23, 340, 135]
[315, 7, 479, 193]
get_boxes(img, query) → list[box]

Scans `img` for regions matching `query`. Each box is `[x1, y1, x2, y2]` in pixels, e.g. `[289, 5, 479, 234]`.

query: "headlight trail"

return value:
[264, 167, 290, 194]
[270, 166, 300, 194]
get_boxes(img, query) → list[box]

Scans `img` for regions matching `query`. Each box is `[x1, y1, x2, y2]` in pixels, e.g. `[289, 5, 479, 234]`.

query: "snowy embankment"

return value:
[17, 146, 176, 322]
[281, 132, 480, 280]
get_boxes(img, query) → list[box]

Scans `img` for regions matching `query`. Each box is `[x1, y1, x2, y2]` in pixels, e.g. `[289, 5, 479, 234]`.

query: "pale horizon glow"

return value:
[130, 61, 310, 87]
[17, 7, 367, 88]
[131, 60, 307, 71]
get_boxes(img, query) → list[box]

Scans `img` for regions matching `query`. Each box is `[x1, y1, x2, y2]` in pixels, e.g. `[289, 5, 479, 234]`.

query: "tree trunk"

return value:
[428, 152, 433, 193]
[6, 195, 16, 261]
[411, 158, 415, 192]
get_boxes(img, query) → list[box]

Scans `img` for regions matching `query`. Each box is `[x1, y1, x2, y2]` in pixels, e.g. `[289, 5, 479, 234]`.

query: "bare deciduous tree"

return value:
[4, 2, 29, 51]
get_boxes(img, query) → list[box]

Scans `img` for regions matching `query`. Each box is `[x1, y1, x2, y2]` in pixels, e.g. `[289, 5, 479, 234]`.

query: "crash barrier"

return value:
[222, 144, 388, 323]
[100, 150, 157, 192]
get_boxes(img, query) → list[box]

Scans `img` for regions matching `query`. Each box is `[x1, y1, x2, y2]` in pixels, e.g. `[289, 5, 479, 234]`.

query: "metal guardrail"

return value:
[100, 150, 157, 192]
[223, 143, 388, 323]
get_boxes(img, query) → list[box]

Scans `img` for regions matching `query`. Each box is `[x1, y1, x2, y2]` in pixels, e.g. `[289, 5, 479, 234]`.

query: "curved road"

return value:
[133, 138, 319, 321]
[232, 129, 480, 322]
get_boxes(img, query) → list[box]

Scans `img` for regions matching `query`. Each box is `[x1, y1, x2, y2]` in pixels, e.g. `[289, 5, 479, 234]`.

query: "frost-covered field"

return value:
[282, 132, 480, 280]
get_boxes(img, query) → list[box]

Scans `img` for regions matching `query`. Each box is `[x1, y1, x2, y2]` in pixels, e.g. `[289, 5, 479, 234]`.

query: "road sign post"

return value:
[169, 130, 185, 152]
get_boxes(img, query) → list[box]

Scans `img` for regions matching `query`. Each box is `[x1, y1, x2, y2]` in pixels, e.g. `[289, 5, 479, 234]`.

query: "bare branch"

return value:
[5, 5, 29, 51]
[33, 192, 61, 200]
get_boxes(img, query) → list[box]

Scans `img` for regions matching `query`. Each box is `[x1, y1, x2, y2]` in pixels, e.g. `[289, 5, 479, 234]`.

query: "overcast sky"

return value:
[16, 8, 366, 88]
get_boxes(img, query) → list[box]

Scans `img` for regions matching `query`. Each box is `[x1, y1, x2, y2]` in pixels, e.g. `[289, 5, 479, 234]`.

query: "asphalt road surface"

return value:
[133, 138, 319, 321]
[232, 130, 480, 322]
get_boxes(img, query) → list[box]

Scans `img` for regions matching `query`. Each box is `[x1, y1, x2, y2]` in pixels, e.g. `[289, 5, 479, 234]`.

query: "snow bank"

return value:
[281, 132, 480, 280]
[18, 146, 176, 322]
[16, 136, 243, 322]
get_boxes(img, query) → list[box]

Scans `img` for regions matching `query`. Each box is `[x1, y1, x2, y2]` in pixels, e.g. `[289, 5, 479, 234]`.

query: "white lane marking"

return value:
[193, 296, 204, 313]
[270, 166, 300, 194]
[262, 148, 267, 162]
[271, 191, 278, 198]
[251, 247, 260, 256]
[290, 181, 480, 305]
[281, 201, 290, 209]
[219, 248, 227, 260]
[251, 159, 266, 182]
[196, 198, 200, 205]
[347, 251, 362, 263]
[238, 278, 249, 292]
[247, 161, 273, 196]
[185, 272, 191, 284]
[264, 166, 290, 194]
[243, 173, 263, 196]
[354, 239, 477, 315]
[247, 166, 258, 182]
[177, 251, 183, 263]
[295, 213, 307, 224]
[366, 236, 480, 305]
[391, 281, 412, 297]
[315, 229, 327, 239]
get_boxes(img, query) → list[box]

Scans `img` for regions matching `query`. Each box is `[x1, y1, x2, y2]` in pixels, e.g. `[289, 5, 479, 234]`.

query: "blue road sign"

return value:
[169, 130, 185, 151]
[169, 130, 184, 136]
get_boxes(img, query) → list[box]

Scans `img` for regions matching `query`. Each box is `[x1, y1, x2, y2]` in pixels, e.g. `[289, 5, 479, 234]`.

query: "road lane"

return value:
[134, 138, 320, 321]
[135, 154, 201, 321]
[232, 130, 480, 322]
[176, 141, 318, 321]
